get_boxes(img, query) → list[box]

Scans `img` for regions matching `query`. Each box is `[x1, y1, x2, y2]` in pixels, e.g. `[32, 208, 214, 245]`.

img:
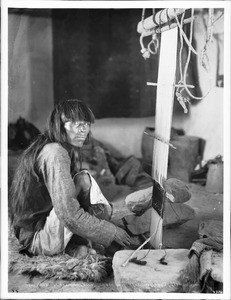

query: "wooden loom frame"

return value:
[139, 8, 184, 249]
[149, 26, 178, 249]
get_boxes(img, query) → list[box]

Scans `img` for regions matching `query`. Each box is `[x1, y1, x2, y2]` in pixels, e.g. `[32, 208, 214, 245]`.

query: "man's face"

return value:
[64, 120, 91, 148]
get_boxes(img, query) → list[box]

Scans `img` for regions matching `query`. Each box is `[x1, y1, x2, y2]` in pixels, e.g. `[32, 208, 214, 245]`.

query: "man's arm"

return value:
[38, 143, 118, 247]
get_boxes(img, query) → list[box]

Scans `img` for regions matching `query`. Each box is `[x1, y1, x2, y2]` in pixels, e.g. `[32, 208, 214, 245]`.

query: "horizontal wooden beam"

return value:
[137, 8, 186, 34]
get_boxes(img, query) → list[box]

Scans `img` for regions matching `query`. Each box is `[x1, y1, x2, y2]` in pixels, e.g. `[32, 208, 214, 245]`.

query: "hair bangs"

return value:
[62, 99, 95, 124]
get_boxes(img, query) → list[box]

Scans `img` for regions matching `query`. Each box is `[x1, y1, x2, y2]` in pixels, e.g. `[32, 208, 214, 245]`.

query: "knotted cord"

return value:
[175, 8, 213, 104]
[174, 9, 198, 56]
[201, 8, 214, 71]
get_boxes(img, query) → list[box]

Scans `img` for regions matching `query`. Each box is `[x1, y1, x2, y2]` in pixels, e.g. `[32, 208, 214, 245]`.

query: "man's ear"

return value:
[64, 122, 71, 131]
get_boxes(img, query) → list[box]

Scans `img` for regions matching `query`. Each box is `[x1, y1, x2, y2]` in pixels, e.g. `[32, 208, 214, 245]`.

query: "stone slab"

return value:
[113, 249, 189, 292]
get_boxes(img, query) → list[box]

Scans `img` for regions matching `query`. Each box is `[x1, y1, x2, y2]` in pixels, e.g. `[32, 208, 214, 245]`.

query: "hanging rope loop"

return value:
[140, 33, 151, 59]
[139, 8, 159, 59]
[148, 33, 159, 55]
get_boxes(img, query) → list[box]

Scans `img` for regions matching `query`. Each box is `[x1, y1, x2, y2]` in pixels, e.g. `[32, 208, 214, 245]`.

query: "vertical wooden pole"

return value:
[150, 27, 178, 249]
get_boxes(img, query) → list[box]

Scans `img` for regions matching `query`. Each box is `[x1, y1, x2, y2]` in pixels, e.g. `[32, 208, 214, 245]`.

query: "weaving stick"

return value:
[150, 26, 178, 249]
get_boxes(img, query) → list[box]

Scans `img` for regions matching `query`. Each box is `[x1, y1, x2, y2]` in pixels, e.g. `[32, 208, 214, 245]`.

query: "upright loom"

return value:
[122, 8, 214, 267]
[138, 9, 186, 249]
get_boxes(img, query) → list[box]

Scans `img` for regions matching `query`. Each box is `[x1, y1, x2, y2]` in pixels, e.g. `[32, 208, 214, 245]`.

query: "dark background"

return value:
[52, 9, 159, 118]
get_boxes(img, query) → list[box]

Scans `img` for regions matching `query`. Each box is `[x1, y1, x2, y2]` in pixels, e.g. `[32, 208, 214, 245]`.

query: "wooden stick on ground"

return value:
[121, 236, 152, 267]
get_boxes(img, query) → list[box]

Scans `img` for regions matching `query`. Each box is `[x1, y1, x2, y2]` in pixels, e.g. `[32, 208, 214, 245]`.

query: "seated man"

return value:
[9, 99, 131, 257]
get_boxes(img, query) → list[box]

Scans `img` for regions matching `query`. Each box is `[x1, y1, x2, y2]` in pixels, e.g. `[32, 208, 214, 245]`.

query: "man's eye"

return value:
[73, 122, 90, 128]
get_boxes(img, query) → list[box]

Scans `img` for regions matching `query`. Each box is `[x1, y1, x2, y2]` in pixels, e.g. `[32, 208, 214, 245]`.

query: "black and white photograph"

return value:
[1, 0, 230, 299]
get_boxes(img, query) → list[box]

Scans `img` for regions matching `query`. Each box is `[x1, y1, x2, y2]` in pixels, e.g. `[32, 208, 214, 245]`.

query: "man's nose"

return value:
[79, 125, 87, 132]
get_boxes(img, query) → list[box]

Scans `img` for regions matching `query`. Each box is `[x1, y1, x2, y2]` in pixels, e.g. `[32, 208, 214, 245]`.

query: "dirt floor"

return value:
[7, 183, 223, 294]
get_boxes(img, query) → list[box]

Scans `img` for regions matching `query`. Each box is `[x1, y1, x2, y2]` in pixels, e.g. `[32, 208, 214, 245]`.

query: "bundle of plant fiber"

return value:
[9, 252, 112, 282]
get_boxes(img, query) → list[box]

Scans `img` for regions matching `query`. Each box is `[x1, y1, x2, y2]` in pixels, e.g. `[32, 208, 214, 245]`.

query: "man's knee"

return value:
[74, 172, 91, 192]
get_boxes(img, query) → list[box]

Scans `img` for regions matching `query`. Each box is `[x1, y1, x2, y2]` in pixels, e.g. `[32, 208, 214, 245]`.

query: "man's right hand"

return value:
[114, 226, 131, 247]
